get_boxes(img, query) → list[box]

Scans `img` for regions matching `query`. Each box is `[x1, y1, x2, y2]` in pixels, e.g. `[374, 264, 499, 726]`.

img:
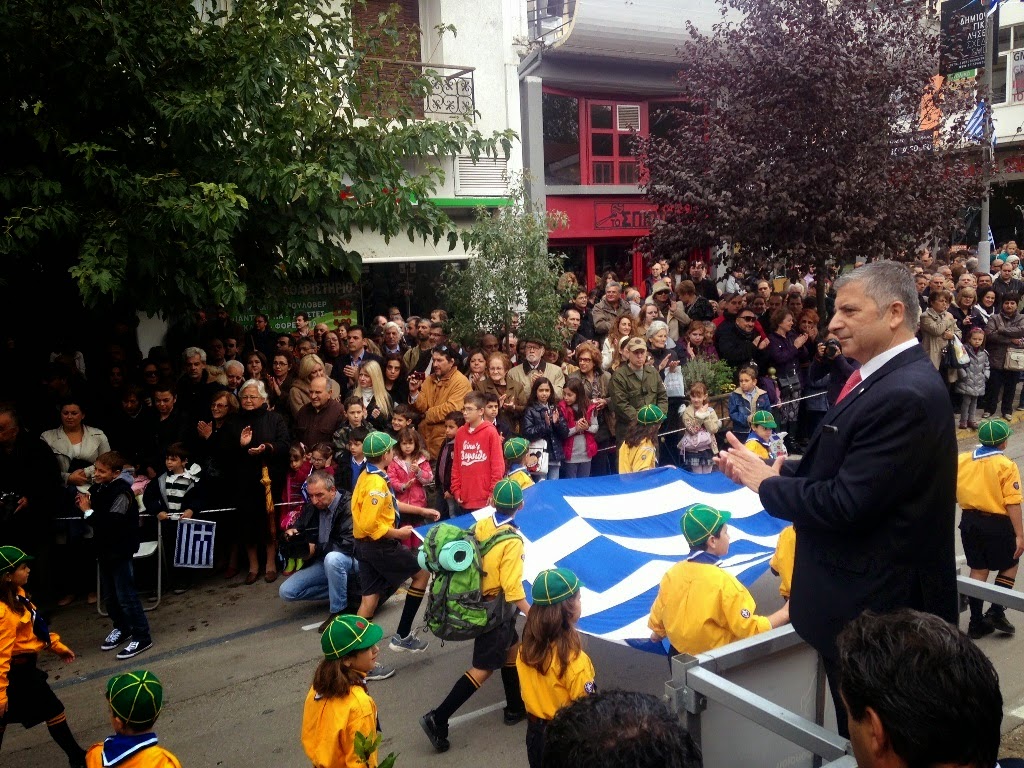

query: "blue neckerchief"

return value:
[100, 733, 159, 767]
[973, 445, 1005, 460]
[505, 464, 525, 478]
[685, 549, 720, 565]
[365, 462, 400, 526]
[16, 594, 50, 646]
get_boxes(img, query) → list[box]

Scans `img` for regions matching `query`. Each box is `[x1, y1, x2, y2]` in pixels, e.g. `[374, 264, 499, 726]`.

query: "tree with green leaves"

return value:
[0, 0, 515, 315]
[442, 178, 568, 349]
[640, 0, 987, 319]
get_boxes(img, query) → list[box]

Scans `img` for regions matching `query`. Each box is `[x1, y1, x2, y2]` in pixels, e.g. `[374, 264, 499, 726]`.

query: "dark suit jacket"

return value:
[759, 344, 958, 659]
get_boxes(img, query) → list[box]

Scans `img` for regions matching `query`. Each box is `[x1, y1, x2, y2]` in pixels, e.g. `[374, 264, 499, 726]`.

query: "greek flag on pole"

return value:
[174, 518, 216, 568]
[417, 467, 785, 652]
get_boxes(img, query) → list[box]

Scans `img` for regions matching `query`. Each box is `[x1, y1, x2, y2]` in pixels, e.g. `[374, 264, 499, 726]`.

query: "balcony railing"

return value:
[526, 0, 576, 45]
[360, 57, 476, 121]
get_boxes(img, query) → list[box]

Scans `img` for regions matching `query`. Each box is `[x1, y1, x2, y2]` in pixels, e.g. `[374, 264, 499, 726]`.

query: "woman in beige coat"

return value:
[918, 290, 961, 385]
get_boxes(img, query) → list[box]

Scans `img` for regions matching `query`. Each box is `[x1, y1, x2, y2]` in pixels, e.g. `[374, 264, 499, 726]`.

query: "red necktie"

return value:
[835, 370, 863, 404]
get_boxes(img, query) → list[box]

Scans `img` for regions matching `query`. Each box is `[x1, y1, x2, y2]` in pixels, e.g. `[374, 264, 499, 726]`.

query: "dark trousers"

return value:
[985, 368, 1019, 416]
[98, 557, 151, 643]
[822, 654, 850, 739]
[525, 717, 547, 768]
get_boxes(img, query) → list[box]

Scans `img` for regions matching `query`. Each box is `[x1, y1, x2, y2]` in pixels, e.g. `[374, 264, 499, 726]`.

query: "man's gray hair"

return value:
[240, 378, 268, 400]
[224, 360, 244, 374]
[183, 346, 207, 363]
[834, 260, 921, 331]
[606, 281, 621, 291]
[307, 469, 336, 490]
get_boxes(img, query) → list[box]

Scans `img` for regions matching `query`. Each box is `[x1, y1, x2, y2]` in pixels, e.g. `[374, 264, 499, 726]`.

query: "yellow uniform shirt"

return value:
[506, 467, 535, 490]
[744, 437, 769, 460]
[351, 467, 396, 541]
[618, 440, 657, 474]
[517, 647, 596, 720]
[957, 449, 1022, 515]
[648, 558, 772, 655]
[475, 516, 526, 602]
[769, 526, 796, 599]
[0, 587, 73, 711]
[301, 683, 379, 768]
[86, 742, 182, 768]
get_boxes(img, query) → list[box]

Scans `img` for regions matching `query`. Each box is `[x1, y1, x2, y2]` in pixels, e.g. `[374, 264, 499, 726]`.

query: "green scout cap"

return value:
[504, 436, 530, 460]
[532, 568, 581, 606]
[0, 546, 32, 576]
[637, 404, 666, 425]
[492, 478, 524, 510]
[681, 503, 732, 548]
[750, 410, 777, 429]
[363, 432, 397, 458]
[979, 418, 1012, 447]
[321, 615, 384, 660]
[106, 670, 163, 726]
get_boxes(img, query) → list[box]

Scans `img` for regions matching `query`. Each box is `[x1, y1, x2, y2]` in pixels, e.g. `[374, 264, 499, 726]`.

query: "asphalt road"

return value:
[8, 424, 1024, 767]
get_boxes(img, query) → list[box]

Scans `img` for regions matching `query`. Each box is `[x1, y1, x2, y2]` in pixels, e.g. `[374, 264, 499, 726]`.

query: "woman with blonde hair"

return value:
[287, 354, 341, 417]
[355, 359, 394, 431]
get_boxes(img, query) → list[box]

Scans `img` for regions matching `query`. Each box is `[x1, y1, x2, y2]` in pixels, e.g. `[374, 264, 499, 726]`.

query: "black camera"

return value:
[825, 339, 842, 358]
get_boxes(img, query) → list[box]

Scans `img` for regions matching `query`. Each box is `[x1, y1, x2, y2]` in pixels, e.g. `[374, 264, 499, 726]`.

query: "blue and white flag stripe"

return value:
[417, 467, 786, 647]
[174, 518, 216, 569]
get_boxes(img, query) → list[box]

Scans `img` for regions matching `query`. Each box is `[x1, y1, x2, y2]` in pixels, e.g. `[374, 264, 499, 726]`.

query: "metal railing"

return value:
[526, 0, 576, 45]
[667, 575, 1024, 768]
[360, 57, 476, 121]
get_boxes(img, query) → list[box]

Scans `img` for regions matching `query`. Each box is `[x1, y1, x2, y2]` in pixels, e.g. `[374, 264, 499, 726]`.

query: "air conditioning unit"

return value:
[454, 156, 509, 196]
[617, 104, 642, 131]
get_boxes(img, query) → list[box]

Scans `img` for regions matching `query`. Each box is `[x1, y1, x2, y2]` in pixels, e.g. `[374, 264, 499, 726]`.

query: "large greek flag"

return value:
[174, 518, 216, 569]
[418, 467, 786, 650]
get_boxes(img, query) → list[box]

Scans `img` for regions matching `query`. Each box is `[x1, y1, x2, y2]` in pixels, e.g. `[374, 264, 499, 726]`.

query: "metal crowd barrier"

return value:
[666, 576, 1024, 768]
[55, 500, 303, 614]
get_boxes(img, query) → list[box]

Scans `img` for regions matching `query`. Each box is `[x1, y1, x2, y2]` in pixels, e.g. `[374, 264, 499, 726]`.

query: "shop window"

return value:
[594, 243, 635, 287]
[543, 92, 582, 185]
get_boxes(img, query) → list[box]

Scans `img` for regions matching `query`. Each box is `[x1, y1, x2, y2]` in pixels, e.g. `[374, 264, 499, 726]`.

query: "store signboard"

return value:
[1012, 49, 1024, 104]
[236, 280, 360, 333]
[939, 0, 989, 76]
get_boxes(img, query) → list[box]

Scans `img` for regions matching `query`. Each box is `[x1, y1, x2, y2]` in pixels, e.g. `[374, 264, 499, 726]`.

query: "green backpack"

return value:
[417, 521, 522, 641]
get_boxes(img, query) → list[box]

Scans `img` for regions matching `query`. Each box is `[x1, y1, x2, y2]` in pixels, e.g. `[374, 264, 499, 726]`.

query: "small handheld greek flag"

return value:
[174, 518, 216, 569]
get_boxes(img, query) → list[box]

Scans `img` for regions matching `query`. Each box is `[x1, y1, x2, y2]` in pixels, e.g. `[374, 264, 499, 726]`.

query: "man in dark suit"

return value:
[717, 260, 958, 738]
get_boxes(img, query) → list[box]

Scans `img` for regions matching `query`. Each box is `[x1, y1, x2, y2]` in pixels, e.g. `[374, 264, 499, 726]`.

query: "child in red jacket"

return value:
[451, 392, 505, 512]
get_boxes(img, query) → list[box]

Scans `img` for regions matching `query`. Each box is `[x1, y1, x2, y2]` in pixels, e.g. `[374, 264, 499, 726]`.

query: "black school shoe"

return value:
[503, 706, 526, 725]
[987, 610, 1016, 635]
[968, 616, 995, 639]
[420, 710, 450, 752]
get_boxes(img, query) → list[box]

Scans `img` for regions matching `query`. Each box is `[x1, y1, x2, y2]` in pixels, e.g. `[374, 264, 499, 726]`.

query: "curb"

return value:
[955, 408, 1024, 442]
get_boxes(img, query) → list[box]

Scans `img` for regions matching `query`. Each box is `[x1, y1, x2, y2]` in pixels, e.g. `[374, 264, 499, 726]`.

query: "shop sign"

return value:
[1012, 49, 1024, 104]
[237, 280, 360, 332]
[594, 201, 658, 230]
[939, 0, 990, 76]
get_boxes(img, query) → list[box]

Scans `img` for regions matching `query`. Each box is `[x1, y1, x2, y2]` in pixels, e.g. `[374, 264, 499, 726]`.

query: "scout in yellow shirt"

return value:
[302, 615, 389, 768]
[86, 670, 181, 768]
[648, 504, 789, 656]
[421, 479, 532, 754]
[351, 432, 439, 677]
[0, 546, 88, 767]
[618, 404, 665, 474]
[743, 410, 788, 463]
[769, 525, 796, 599]
[504, 437, 537, 489]
[517, 568, 596, 768]
[957, 419, 1024, 639]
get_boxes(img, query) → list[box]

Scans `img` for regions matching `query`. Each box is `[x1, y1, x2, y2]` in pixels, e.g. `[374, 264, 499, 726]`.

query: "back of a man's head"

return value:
[542, 690, 701, 768]
[838, 609, 1001, 768]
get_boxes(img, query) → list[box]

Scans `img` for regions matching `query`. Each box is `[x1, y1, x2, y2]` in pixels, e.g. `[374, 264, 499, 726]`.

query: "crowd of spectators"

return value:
[0, 245, 1020, 608]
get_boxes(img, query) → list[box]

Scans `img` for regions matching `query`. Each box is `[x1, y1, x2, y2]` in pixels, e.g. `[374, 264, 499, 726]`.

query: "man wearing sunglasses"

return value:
[715, 309, 769, 376]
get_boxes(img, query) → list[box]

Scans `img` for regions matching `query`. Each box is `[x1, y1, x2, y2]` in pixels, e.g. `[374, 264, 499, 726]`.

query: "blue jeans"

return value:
[561, 461, 591, 479]
[99, 557, 151, 643]
[278, 551, 357, 614]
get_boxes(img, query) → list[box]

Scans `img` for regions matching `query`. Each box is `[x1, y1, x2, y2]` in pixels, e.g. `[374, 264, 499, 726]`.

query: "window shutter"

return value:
[616, 104, 642, 131]
[454, 156, 509, 196]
